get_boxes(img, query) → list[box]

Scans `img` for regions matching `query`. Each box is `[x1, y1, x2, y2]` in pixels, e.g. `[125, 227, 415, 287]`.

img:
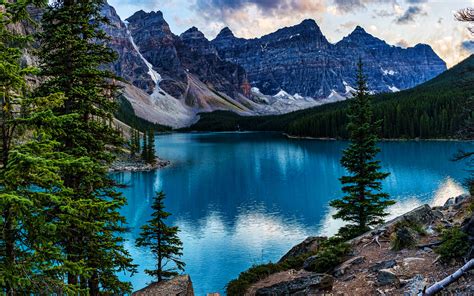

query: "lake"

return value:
[111, 132, 472, 295]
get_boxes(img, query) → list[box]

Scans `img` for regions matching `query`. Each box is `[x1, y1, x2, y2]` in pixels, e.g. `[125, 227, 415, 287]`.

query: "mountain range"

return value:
[21, 2, 449, 129]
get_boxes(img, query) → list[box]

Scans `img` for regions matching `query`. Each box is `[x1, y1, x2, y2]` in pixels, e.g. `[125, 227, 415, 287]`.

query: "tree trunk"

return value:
[4, 207, 15, 296]
[420, 259, 474, 296]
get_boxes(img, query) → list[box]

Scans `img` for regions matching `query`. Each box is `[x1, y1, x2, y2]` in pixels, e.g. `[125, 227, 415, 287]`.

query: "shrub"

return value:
[226, 251, 315, 296]
[391, 226, 416, 250]
[226, 238, 351, 296]
[395, 220, 427, 236]
[435, 227, 470, 262]
[304, 242, 351, 273]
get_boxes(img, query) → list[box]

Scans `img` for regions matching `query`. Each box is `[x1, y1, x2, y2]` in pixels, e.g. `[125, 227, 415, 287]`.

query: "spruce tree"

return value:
[147, 129, 156, 165]
[136, 192, 185, 282]
[0, 1, 82, 293]
[130, 129, 139, 156]
[330, 60, 394, 239]
[37, 0, 136, 293]
[141, 130, 148, 161]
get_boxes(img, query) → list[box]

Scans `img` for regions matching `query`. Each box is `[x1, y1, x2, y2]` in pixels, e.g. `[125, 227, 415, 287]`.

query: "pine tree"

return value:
[141, 130, 148, 161]
[130, 129, 139, 157]
[37, 0, 136, 293]
[147, 129, 156, 165]
[136, 192, 185, 282]
[0, 1, 83, 293]
[135, 129, 141, 155]
[330, 60, 395, 239]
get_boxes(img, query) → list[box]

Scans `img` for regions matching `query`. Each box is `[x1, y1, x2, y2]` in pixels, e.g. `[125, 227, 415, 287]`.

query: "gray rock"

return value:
[462, 212, 474, 237]
[302, 255, 319, 271]
[279, 236, 326, 263]
[403, 275, 427, 296]
[377, 269, 400, 287]
[370, 259, 397, 272]
[333, 256, 365, 277]
[132, 275, 194, 296]
[255, 274, 334, 296]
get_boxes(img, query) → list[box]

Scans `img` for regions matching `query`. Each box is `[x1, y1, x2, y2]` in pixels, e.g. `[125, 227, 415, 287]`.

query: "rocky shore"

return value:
[132, 194, 473, 296]
[244, 194, 473, 295]
[109, 157, 170, 172]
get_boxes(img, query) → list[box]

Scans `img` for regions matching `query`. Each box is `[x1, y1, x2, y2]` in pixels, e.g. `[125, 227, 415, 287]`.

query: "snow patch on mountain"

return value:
[389, 85, 400, 92]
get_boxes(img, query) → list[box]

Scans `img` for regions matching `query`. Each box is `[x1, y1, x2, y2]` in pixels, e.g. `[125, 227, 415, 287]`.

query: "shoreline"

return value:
[283, 133, 473, 142]
[109, 157, 171, 172]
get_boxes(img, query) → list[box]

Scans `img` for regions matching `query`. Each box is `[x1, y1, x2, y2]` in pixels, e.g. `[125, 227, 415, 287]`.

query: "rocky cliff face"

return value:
[100, 4, 155, 94]
[211, 21, 447, 97]
[125, 10, 249, 101]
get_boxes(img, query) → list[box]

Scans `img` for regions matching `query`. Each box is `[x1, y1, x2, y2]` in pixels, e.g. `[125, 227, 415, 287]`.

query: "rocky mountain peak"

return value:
[215, 27, 235, 40]
[180, 26, 217, 55]
[180, 26, 206, 40]
[337, 25, 387, 48]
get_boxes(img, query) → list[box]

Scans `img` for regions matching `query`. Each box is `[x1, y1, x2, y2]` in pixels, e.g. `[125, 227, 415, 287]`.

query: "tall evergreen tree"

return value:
[0, 1, 83, 293]
[147, 129, 156, 165]
[136, 192, 185, 282]
[330, 60, 394, 239]
[141, 129, 148, 161]
[37, 0, 136, 293]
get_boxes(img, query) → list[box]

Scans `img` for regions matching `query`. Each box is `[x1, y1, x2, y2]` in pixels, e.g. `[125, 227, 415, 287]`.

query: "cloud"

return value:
[331, 0, 397, 13]
[195, 0, 325, 16]
[406, 0, 427, 3]
[373, 9, 395, 17]
[396, 5, 426, 24]
[192, 0, 326, 39]
[396, 39, 410, 48]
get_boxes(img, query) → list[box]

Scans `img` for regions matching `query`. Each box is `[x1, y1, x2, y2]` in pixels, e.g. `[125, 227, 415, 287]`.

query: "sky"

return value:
[108, 0, 474, 67]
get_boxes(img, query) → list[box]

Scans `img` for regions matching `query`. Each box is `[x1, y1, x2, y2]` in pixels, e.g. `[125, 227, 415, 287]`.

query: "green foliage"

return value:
[435, 227, 470, 261]
[226, 252, 312, 296]
[36, 0, 137, 292]
[391, 227, 416, 251]
[136, 192, 185, 282]
[390, 219, 426, 251]
[303, 242, 351, 273]
[130, 129, 140, 156]
[146, 129, 156, 164]
[330, 61, 394, 239]
[226, 238, 350, 296]
[189, 55, 474, 140]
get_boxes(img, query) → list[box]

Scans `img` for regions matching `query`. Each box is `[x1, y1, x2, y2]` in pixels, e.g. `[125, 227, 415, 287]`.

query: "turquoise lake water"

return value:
[111, 132, 472, 295]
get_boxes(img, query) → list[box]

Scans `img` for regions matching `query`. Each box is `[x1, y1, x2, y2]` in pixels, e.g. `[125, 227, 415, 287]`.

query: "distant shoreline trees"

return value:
[330, 60, 395, 239]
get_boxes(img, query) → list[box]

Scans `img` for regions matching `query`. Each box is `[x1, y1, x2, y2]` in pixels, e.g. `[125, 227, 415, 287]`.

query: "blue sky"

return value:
[108, 0, 474, 67]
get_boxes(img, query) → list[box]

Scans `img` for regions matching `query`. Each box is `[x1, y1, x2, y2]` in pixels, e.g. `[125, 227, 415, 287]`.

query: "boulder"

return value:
[302, 255, 318, 271]
[444, 194, 471, 209]
[333, 256, 365, 277]
[369, 259, 397, 273]
[376, 269, 400, 287]
[279, 236, 326, 263]
[403, 275, 427, 296]
[132, 275, 194, 296]
[462, 212, 474, 237]
[255, 274, 334, 296]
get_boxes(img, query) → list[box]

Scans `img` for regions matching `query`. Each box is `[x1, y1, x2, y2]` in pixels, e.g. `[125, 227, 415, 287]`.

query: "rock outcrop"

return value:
[279, 236, 326, 263]
[132, 275, 194, 296]
[254, 273, 334, 296]
[100, 3, 155, 94]
[211, 21, 446, 98]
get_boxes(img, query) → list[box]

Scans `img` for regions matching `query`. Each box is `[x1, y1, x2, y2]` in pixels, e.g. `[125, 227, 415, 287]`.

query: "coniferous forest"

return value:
[1, 0, 474, 295]
[189, 54, 474, 140]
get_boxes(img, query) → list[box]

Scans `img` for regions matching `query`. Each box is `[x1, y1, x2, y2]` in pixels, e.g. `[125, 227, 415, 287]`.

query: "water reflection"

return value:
[112, 133, 472, 295]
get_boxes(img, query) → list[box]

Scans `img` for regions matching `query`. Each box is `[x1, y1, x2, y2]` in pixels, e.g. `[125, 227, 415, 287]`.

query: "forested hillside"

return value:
[188, 54, 474, 139]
